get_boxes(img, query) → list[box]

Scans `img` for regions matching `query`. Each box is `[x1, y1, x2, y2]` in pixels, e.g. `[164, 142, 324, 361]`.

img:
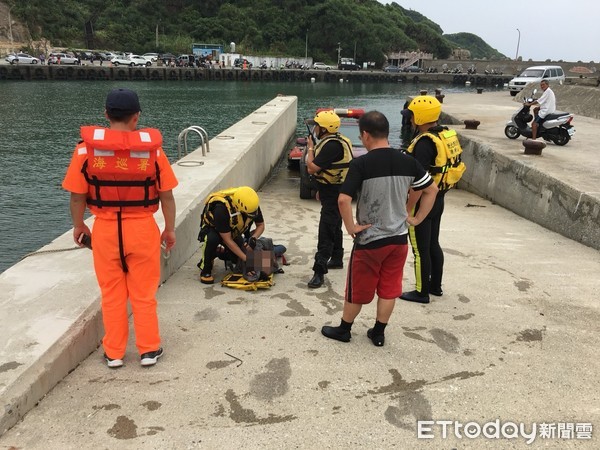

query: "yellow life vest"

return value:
[201, 188, 255, 239]
[313, 133, 353, 185]
[407, 127, 466, 191]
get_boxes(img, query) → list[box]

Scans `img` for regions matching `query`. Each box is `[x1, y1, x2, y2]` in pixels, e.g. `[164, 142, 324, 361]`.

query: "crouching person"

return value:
[197, 186, 265, 284]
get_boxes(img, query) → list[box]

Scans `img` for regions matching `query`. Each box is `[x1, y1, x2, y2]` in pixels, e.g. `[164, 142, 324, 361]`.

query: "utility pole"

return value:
[305, 30, 308, 59]
[156, 22, 159, 50]
[337, 42, 341, 65]
[515, 28, 521, 61]
[8, 5, 14, 53]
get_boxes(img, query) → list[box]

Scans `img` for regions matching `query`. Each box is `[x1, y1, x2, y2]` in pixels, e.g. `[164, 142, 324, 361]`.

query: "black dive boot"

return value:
[308, 272, 324, 288]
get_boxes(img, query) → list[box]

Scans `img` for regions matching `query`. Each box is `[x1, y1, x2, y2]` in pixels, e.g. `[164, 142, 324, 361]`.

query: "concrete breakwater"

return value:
[1, 90, 598, 439]
[0, 95, 297, 436]
[442, 90, 600, 251]
[0, 64, 514, 86]
[2, 92, 600, 446]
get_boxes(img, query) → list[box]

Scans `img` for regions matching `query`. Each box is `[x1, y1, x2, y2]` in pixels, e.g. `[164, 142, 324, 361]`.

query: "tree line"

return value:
[7, 0, 504, 65]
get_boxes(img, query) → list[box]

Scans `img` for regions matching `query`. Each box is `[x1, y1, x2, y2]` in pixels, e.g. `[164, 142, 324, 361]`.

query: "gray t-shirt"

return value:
[340, 147, 432, 247]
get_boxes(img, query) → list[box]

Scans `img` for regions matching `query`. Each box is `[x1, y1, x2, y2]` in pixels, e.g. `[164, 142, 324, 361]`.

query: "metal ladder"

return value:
[177, 126, 209, 159]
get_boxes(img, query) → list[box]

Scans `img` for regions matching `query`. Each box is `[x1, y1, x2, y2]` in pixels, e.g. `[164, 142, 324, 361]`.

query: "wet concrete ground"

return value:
[1, 153, 598, 449]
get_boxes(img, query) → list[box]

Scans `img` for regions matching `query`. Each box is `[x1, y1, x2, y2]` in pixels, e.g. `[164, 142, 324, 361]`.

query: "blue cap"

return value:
[105, 88, 141, 118]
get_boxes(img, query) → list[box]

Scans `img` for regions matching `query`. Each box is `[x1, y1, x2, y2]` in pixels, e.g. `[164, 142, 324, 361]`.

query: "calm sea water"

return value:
[0, 79, 482, 273]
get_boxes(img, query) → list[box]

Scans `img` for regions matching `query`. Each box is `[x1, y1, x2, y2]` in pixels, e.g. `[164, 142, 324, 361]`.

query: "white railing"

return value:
[400, 55, 420, 69]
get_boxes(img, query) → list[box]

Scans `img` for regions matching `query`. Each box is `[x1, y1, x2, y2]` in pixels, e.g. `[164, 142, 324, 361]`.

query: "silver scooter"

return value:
[504, 89, 575, 146]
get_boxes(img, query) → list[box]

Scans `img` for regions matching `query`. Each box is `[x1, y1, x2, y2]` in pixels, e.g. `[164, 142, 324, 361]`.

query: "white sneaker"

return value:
[104, 353, 124, 368]
[140, 348, 164, 366]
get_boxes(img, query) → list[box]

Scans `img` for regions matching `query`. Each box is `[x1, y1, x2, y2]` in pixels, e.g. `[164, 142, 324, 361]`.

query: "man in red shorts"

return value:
[321, 111, 438, 347]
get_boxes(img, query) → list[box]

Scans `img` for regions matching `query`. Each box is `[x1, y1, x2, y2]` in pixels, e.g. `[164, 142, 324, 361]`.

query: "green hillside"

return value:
[444, 32, 505, 60]
[5, 0, 504, 64]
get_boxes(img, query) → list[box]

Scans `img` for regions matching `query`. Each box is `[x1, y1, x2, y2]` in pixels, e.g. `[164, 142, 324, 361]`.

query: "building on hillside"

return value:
[385, 51, 433, 69]
[452, 48, 471, 60]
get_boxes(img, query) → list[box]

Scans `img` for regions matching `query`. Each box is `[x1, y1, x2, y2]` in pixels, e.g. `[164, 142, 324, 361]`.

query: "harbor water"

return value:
[0, 80, 481, 273]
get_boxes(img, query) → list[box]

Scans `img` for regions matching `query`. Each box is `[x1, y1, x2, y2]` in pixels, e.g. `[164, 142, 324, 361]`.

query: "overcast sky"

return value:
[378, 0, 599, 63]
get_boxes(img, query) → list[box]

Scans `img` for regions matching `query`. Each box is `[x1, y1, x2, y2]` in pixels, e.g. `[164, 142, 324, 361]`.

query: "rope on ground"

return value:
[20, 246, 84, 261]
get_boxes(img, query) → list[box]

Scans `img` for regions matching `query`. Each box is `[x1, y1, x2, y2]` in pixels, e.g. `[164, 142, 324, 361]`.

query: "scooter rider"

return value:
[305, 110, 353, 288]
[527, 79, 556, 140]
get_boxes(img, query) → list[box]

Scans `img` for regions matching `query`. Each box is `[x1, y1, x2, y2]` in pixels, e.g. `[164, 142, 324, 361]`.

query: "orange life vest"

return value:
[80, 126, 163, 212]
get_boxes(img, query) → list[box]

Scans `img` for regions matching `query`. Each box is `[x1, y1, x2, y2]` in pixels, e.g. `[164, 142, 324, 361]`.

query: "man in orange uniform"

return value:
[62, 88, 178, 368]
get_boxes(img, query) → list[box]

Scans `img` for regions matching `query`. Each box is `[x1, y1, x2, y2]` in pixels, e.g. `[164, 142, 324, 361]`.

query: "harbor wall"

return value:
[0, 95, 297, 436]
[1, 61, 597, 86]
[0, 64, 514, 85]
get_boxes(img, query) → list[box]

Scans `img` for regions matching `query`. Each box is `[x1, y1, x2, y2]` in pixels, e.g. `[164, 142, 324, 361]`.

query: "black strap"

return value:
[117, 211, 128, 273]
[87, 198, 160, 207]
[329, 162, 350, 169]
[430, 158, 462, 175]
[87, 178, 156, 187]
[429, 166, 446, 174]
[155, 161, 161, 189]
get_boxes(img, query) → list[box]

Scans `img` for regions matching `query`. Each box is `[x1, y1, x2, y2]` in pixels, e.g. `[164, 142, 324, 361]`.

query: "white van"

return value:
[508, 65, 565, 96]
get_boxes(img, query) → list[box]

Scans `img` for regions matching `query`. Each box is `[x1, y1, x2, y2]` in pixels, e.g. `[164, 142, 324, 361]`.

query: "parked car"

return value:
[177, 54, 196, 67]
[159, 53, 177, 65]
[383, 65, 401, 73]
[110, 55, 151, 67]
[233, 58, 253, 68]
[508, 65, 565, 97]
[142, 53, 159, 62]
[77, 51, 94, 61]
[91, 52, 107, 61]
[403, 65, 422, 73]
[47, 52, 80, 65]
[5, 53, 40, 64]
[131, 55, 152, 66]
[100, 52, 116, 61]
[338, 58, 361, 70]
[292, 108, 367, 199]
[312, 62, 334, 70]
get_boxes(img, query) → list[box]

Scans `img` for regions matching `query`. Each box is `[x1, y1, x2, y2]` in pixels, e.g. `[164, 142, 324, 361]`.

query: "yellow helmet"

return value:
[408, 95, 442, 125]
[313, 110, 341, 133]
[232, 186, 259, 214]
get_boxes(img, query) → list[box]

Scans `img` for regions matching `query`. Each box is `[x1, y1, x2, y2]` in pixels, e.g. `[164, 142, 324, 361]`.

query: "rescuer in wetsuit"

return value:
[305, 110, 353, 288]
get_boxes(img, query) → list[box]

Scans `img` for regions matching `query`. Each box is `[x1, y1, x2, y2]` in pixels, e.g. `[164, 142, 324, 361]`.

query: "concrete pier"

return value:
[443, 89, 600, 250]
[1, 91, 599, 448]
[0, 95, 297, 437]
